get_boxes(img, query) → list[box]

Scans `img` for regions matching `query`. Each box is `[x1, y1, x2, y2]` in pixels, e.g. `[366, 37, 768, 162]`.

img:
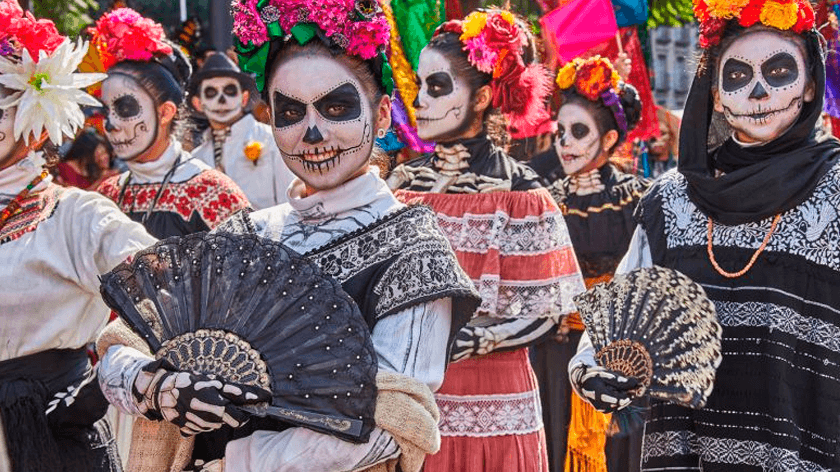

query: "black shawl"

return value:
[679, 31, 840, 225]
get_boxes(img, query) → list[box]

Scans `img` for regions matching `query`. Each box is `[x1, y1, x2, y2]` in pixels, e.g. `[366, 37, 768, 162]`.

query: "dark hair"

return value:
[561, 82, 642, 152]
[263, 40, 386, 105]
[62, 129, 112, 180]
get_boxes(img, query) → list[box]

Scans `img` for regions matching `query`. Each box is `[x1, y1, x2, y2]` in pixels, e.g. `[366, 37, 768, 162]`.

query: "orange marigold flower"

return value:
[705, 0, 750, 19]
[760, 0, 798, 31]
[555, 62, 576, 89]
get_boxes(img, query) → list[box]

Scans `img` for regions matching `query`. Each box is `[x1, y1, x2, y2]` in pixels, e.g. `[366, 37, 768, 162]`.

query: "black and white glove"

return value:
[571, 364, 638, 414]
[133, 359, 271, 437]
[450, 326, 496, 362]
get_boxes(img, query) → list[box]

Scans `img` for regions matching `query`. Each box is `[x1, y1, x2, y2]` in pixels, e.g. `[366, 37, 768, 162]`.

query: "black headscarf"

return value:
[679, 29, 840, 225]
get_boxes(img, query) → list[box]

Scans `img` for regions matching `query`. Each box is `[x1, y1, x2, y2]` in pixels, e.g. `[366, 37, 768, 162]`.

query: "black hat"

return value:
[187, 52, 259, 112]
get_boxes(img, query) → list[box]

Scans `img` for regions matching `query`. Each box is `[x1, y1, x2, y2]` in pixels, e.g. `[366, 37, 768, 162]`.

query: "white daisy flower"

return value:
[0, 37, 107, 145]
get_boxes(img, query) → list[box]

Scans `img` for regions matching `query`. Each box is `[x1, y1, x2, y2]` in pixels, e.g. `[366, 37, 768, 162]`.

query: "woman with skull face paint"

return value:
[95, 1, 481, 471]
[570, 1, 840, 470]
[528, 57, 648, 472]
[388, 10, 586, 472]
[91, 10, 251, 239]
[0, 2, 158, 470]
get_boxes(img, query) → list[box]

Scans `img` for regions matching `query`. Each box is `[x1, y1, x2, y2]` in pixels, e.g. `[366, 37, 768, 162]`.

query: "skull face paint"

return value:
[268, 54, 374, 191]
[715, 30, 812, 144]
[555, 102, 603, 176]
[414, 48, 473, 142]
[200, 76, 245, 125]
[102, 74, 158, 160]
[0, 104, 16, 164]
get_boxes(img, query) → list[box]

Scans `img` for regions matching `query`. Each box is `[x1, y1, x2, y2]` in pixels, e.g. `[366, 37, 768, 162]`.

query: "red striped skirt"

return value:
[424, 348, 549, 472]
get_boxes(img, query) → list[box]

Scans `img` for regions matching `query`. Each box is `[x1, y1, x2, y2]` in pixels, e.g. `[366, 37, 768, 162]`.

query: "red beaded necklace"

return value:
[0, 168, 49, 231]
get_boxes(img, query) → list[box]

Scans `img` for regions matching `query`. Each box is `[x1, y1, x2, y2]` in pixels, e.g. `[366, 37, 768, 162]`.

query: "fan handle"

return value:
[237, 404, 364, 438]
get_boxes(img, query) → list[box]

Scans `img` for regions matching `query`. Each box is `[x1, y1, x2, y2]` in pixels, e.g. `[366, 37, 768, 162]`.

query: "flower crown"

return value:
[87, 8, 173, 72]
[555, 56, 628, 134]
[435, 9, 553, 137]
[694, 0, 815, 48]
[232, 0, 393, 94]
[0, 0, 105, 146]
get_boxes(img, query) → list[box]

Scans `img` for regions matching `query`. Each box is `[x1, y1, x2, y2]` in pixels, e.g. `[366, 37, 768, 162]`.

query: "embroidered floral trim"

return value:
[434, 210, 574, 256]
[657, 166, 840, 270]
[475, 274, 583, 319]
[643, 430, 831, 471]
[0, 184, 62, 245]
[304, 205, 477, 318]
[98, 170, 248, 230]
[436, 389, 543, 437]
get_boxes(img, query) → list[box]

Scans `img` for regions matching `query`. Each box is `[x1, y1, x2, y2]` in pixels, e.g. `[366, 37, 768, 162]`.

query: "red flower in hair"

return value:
[792, 0, 814, 33]
[16, 15, 63, 58]
[738, 2, 762, 27]
[483, 13, 522, 54]
[575, 60, 613, 101]
[491, 51, 526, 110]
[693, 0, 711, 22]
[699, 17, 727, 48]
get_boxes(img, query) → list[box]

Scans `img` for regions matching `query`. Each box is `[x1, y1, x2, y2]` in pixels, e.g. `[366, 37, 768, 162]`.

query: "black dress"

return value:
[530, 164, 649, 472]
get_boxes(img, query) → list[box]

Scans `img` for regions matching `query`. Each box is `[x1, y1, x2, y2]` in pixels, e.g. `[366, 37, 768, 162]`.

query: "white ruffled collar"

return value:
[123, 140, 184, 184]
[285, 167, 398, 223]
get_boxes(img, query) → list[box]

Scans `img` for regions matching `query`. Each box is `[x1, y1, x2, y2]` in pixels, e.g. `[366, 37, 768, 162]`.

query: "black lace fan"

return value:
[574, 266, 722, 409]
[100, 232, 378, 442]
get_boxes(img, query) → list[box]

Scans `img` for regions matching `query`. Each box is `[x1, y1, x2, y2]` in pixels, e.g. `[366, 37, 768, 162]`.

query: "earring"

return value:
[377, 128, 386, 139]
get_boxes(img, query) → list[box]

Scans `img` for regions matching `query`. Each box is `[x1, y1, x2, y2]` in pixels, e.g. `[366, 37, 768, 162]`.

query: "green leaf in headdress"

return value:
[291, 23, 318, 45]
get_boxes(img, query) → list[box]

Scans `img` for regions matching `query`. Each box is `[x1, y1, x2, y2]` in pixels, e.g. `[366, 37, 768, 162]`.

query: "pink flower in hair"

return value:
[464, 35, 498, 74]
[233, 0, 268, 46]
[345, 14, 389, 59]
[308, 0, 355, 37]
[268, 0, 307, 33]
[90, 8, 172, 69]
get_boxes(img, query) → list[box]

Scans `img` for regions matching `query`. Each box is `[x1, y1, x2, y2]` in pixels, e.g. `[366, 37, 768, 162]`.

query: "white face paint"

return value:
[716, 30, 811, 144]
[200, 76, 245, 125]
[555, 102, 602, 176]
[268, 54, 374, 191]
[102, 74, 158, 160]
[415, 48, 472, 142]
[0, 104, 16, 164]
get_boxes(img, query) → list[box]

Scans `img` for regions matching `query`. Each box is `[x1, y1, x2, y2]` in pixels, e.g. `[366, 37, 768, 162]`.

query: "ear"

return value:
[602, 129, 619, 152]
[712, 88, 724, 114]
[473, 85, 493, 115]
[375, 94, 392, 133]
[241, 89, 251, 108]
[804, 78, 816, 103]
[191, 95, 203, 113]
[158, 101, 178, 128]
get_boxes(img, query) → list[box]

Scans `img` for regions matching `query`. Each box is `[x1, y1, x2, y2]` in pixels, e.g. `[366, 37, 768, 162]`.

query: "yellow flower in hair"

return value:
[706, 0, 749, 18]
[556, 62, 576, 89]
[461, 12, 487, 40]
[244, 141, 263, 165]
[760, 0, 798, 30]
[500, 11, 515, 25]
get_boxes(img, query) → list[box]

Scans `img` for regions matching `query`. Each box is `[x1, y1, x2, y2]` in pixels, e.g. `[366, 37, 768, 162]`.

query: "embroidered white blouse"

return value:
[0, 152, 156, 361]
[99, 167, 453, 472]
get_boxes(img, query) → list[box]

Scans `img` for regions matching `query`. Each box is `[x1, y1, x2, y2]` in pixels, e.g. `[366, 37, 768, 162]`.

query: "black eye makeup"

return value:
[273, 91, 306, 128]
[314, 83, 362, 122]
[425, 72, 454, 98]
[113, 95, 141, 119]
[761, 52, 798, 88]
[203, 87, 218, 99]
[571, 123, 590, 139]
[721, 58, 754, 92]
[223, 84, 240, 97]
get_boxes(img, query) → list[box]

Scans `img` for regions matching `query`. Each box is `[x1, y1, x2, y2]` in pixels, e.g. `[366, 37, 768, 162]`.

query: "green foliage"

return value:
[33, 0, 99, 36]
[647, 0, 695, 29]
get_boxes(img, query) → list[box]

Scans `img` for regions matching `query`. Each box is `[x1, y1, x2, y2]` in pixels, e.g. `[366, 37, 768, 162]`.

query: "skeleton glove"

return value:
[450, 326, 497, 362]
[571, 364, 638, 414]
[133, 359, 271, 436]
